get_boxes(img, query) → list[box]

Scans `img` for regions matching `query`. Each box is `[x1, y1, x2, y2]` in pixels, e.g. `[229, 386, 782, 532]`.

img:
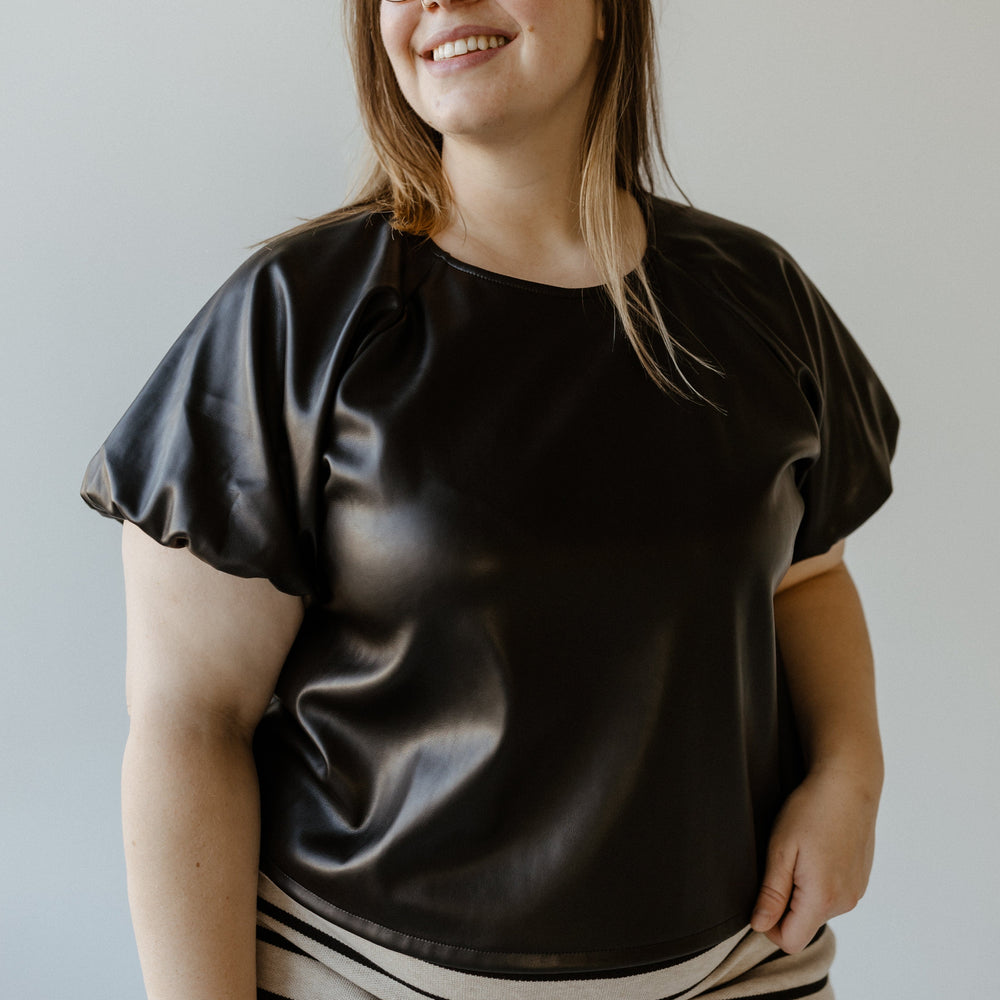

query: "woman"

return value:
[82, 1, 899, 997]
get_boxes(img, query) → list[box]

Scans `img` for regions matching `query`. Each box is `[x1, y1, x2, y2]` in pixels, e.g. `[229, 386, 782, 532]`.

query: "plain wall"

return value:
[2, 2, 996, 997]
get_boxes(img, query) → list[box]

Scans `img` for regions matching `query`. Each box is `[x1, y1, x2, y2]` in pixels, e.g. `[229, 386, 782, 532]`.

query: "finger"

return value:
[751, 846, 796, 933]
[769, 901, 824, 955]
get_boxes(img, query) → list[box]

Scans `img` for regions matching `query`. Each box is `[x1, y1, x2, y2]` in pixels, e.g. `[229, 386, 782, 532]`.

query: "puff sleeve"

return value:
[781, 261, 900, 563]
[81, 251, 317, 597]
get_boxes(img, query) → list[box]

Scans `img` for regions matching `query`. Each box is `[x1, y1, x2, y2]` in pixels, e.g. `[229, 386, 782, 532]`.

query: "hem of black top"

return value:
[260, 861, 753, 976]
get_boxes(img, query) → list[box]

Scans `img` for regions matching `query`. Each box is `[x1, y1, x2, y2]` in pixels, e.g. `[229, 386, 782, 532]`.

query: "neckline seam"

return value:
[427, 247, 607, 298]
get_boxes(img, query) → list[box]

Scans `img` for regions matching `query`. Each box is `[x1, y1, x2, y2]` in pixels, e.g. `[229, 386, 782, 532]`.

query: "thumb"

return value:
[751, 846, 796, 933]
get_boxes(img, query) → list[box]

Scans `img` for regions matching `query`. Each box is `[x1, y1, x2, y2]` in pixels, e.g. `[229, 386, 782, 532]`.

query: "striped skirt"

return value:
[256, 874, 835, 1000]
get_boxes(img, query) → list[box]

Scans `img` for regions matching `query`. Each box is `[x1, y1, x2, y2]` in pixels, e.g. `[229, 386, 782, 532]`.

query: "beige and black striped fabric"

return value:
[256, 874, 835, 1000]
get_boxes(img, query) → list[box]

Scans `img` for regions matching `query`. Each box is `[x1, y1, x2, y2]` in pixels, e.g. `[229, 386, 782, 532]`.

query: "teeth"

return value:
[432, 35, 506, 61]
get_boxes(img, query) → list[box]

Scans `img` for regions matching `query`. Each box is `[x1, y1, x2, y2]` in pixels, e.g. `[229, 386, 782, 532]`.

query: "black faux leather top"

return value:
[82, 198, 898, 973]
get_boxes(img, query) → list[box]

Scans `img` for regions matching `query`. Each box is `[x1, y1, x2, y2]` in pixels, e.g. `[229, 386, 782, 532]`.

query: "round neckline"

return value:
[406, 195, 656, 299]
[428, 245, 608, 297]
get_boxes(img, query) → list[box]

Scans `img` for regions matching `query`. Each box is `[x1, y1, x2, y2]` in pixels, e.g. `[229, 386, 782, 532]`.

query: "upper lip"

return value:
[419, 25, 516, 58]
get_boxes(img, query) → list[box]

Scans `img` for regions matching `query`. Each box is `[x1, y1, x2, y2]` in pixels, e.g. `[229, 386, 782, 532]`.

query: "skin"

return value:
[120, 3, 883, 994]
[381, 0, 604, 141]
[761, 538, 883, 953]
[121, 523, 302, 1000]
[381, 0, 621, 287]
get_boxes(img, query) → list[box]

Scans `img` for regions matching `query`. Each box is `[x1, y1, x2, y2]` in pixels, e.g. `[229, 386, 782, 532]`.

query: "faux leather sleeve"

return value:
[782, 262, 900, 563]
[81, 251, 317, 597]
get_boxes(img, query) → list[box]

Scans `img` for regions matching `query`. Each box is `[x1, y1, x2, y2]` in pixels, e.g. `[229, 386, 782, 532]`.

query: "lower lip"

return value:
[422, 41, 511, 76]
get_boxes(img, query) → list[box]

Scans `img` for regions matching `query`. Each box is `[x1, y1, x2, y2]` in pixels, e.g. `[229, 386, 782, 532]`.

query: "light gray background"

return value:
[2, 2, 997, 997]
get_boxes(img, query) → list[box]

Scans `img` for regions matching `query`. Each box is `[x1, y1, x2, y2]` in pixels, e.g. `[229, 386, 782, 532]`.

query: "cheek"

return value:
[378, 8, 407, 65]
[379, 8, 419, 96]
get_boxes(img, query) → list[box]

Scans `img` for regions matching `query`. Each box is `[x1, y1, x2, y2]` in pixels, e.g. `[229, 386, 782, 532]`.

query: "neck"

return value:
[435, 119, 599, 286]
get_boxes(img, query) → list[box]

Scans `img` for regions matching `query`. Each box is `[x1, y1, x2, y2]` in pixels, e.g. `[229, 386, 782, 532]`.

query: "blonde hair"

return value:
[293, 0, 715, 397]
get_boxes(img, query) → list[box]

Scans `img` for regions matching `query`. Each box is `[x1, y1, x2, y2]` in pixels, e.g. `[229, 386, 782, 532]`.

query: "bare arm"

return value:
[751, 539, 884, 952]
[121, 522, 304, 1000]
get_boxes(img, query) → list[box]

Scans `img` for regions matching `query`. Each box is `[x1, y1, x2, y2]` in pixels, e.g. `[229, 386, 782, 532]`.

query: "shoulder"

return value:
[234, 209, 426, 303]
[645, 196, 844, 378]
[647, 196, 802, 291]
[255, 209, 395, 270]
[187, 209, 437, 363]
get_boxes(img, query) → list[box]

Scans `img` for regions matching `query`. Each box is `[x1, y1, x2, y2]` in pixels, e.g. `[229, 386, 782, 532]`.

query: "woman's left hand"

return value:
[750, 764, 880, 953]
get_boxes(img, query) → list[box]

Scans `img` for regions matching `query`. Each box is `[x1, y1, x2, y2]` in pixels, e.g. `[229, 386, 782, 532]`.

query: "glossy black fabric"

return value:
[82, 198, 899, 973]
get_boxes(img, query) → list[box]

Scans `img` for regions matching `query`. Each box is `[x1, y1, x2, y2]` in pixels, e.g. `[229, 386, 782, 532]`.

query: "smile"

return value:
[431, 35, 508, 62]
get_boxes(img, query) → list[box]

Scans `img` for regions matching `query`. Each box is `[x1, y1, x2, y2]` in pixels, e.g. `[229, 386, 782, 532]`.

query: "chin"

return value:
[423, 105, 510, 140]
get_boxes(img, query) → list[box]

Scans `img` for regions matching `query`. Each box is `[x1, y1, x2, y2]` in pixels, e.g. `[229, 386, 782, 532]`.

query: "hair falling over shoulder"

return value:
[283, 0, 718, 400]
